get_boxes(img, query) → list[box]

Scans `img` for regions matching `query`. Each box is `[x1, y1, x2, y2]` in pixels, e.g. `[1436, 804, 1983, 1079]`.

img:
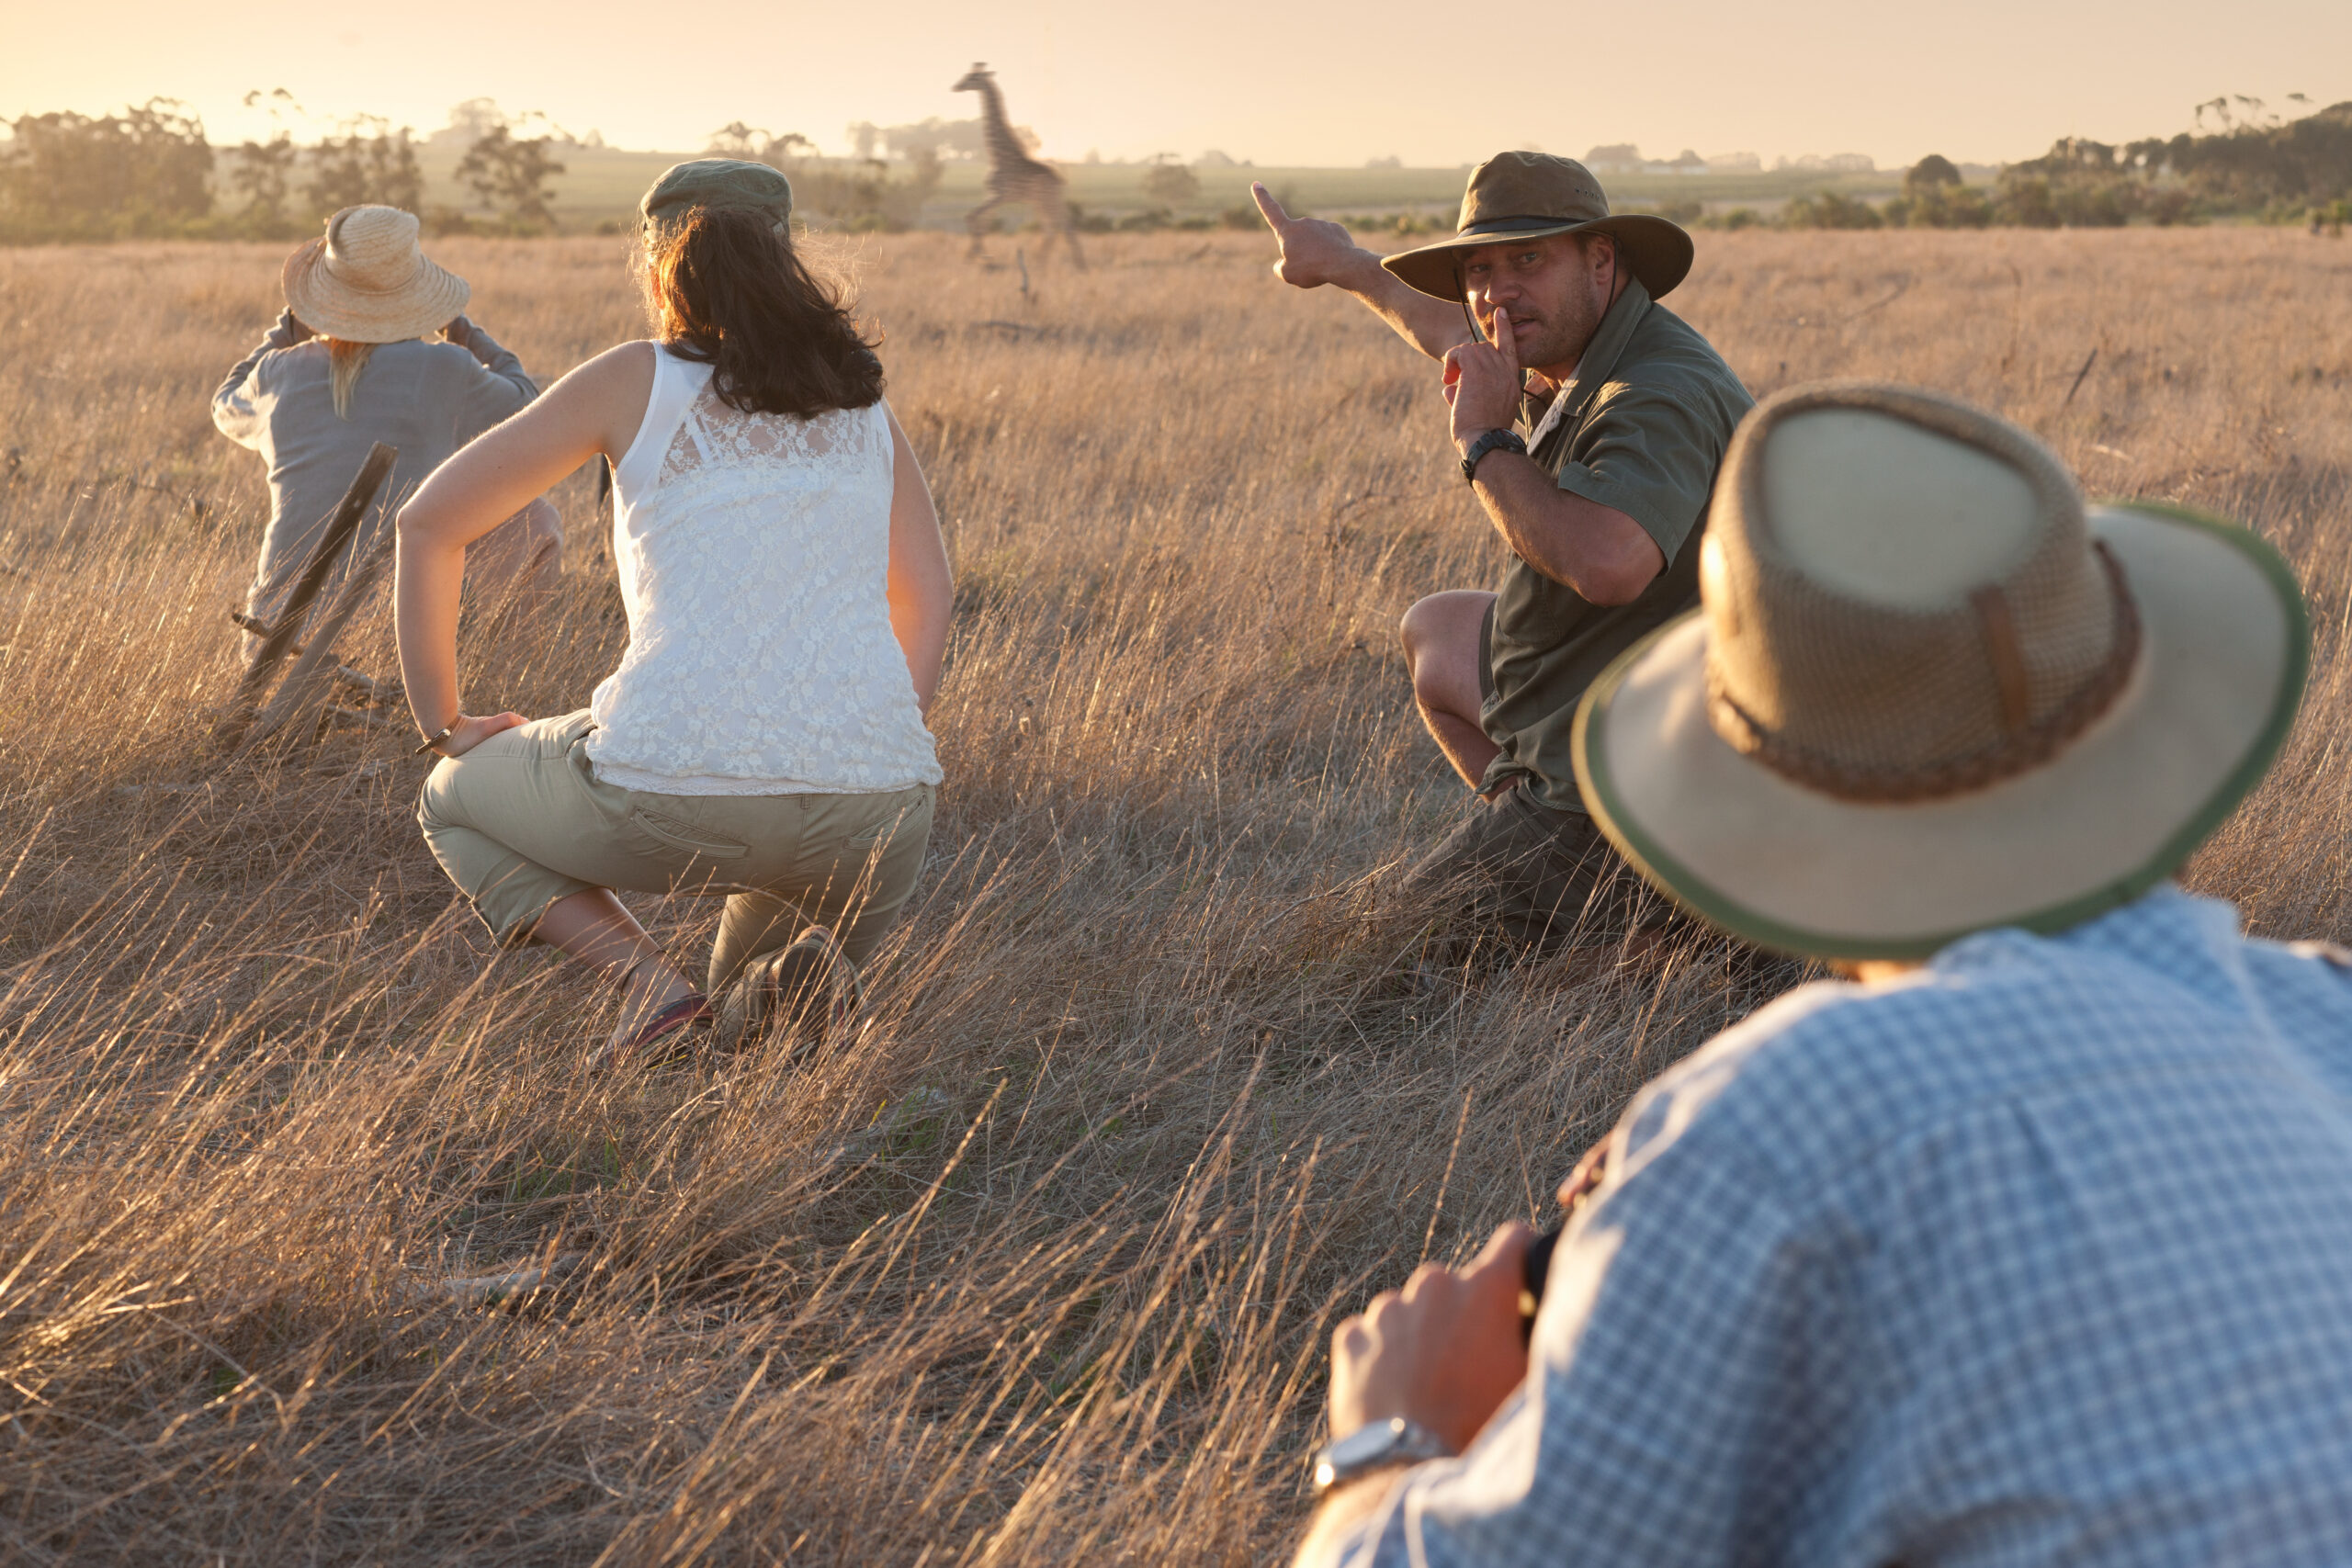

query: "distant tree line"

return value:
[15, 92, 2351, 244]
[0, 94, 570, 243]
[0, 100, 219, 241]
[1744, 99, 2352, 233]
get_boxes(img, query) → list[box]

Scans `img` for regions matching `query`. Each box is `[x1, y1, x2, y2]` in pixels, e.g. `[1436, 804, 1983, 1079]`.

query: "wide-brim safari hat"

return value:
[1571, 382, 2309, 962]
[281, 205, 468, 344]
[1382, 152, 1695, 302]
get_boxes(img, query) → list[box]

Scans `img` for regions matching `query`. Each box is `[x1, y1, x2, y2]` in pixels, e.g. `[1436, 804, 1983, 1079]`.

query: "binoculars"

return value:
[1518, 1226, 1560, 1340]
[1519, 1137, 1608, 1338]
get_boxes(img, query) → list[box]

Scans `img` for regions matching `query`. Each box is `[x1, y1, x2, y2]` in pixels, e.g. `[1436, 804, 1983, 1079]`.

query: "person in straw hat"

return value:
[1290, 385, 2352, 1567]
[1254, 153, 1754, 964]
[213, 204, 560, 655]
[396, 160, 950, 1066]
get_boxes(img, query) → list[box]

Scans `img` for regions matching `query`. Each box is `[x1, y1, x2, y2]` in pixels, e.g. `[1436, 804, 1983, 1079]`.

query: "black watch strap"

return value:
[1460, 428, 1529, 486]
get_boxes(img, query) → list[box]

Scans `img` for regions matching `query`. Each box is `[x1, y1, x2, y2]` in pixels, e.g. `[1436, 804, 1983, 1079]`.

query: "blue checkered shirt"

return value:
[1321, 886, 2352, 1566]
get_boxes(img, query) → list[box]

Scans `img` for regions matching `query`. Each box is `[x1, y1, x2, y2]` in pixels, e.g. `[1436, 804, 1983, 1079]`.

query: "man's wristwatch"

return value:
[1459, 428, 1528, 486]
[1311, 1417, 1453, 1493]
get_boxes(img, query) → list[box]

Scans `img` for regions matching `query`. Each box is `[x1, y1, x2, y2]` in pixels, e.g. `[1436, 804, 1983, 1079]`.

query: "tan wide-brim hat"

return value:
[1572, 383, 2310, 961]
[1382, 151, 1694, 302]
[282, 205, 469, 344]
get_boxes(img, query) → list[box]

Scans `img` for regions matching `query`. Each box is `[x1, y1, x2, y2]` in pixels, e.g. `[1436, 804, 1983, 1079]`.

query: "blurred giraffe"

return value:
[952, 63, 1086, 269]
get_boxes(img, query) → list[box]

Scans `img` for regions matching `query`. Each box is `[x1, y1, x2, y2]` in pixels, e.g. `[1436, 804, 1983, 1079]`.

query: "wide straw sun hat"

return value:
[281, 206, 469, 344]
[1382, 151, 1695, 302]
[1571, 383, 2310, 961]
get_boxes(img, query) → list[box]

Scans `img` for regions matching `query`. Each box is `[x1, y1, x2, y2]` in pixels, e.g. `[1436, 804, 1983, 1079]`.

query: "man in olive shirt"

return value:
[1254, 152, 1753, 957]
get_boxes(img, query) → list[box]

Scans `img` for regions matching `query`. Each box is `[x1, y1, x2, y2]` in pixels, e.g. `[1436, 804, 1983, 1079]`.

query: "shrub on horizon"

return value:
[1141, 155, 1200, 207]
[1784, 189, 1883, 230]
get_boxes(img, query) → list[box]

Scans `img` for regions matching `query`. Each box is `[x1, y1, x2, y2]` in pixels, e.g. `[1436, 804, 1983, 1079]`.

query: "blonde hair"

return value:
[325, 338, 378, 418]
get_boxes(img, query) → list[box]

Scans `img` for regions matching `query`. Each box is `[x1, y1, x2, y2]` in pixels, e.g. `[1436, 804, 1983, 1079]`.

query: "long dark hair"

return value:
[641, 207, 884, 418]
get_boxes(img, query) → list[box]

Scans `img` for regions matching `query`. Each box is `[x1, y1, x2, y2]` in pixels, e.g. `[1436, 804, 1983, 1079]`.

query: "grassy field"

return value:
[410, 141, 1902, 231]
[0, 226, 2347, 1563]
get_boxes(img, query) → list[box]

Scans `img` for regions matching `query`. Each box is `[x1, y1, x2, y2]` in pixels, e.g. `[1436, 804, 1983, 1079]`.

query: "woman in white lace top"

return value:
[394, 159, 951, 1063]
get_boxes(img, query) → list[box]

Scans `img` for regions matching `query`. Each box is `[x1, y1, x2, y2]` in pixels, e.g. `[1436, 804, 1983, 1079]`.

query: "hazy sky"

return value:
[6, 0, 2347, 169]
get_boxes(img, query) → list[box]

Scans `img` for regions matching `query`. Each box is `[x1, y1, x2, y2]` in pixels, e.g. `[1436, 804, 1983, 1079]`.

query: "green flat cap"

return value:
[640, 158, 794, 231]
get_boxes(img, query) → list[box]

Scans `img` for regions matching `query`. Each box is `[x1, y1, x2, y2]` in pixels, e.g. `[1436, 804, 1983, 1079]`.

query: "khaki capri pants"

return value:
[418, 711, 934, 992]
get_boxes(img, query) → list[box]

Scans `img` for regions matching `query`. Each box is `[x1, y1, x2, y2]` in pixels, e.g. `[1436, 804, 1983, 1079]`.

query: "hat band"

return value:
[1705, 542, 2145, 804]
[1455, 215, 1589, 239]
[325, 258, 424, 296]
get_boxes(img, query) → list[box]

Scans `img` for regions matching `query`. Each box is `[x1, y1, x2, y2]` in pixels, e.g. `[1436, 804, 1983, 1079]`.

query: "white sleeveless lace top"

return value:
[582, 344, 943, 795]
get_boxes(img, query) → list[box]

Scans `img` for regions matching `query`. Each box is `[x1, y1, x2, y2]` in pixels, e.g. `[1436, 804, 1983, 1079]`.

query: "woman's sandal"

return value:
[594, 991, 714, 1070]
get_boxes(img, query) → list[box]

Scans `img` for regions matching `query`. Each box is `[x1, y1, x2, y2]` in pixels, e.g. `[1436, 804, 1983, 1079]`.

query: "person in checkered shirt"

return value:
[1297, 384, 2352, 1567]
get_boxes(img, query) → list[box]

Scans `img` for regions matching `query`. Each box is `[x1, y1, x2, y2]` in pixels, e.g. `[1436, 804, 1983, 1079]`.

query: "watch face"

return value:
[1327, 1418, 1406, 1469]
[1315, 1418, 1449, 1490]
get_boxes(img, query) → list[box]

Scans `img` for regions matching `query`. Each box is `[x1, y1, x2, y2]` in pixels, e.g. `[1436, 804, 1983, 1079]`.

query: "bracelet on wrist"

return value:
[413, 720, 458, 757]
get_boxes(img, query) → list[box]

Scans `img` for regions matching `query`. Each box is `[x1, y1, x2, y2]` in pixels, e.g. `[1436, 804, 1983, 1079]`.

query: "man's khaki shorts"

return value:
[1396, 784, 1688, 961]
[417, 711, 933, 992]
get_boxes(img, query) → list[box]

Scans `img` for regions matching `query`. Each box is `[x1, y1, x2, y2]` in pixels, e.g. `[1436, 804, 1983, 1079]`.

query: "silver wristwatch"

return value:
[1311, 1416, 1453, 1492]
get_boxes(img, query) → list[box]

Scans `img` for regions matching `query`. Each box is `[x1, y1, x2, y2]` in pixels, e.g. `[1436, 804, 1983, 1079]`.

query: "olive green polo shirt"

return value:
[1477, 278, 1754, 811]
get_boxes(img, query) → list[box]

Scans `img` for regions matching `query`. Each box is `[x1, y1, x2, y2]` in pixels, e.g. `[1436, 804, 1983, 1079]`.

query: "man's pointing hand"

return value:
[1252, 182, 1367, 291]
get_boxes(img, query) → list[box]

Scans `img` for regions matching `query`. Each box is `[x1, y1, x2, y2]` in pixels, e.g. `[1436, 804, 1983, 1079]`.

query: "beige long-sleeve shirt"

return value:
[212, 310, 537, 624]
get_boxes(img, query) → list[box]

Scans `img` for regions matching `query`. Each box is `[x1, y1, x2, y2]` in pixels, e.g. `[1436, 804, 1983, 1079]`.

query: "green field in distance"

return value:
[413, 142, 1904, 231]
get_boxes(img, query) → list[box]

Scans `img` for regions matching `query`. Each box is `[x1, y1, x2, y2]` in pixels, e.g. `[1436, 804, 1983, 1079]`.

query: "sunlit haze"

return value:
[6, 0, 2348, 169]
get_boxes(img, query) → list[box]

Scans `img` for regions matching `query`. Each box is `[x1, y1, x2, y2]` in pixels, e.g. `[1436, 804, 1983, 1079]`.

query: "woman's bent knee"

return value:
[414, 711, 604, 942]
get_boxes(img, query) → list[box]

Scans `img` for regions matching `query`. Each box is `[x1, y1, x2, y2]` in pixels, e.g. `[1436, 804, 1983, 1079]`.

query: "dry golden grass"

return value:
[0, 226, 2346, 1563]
